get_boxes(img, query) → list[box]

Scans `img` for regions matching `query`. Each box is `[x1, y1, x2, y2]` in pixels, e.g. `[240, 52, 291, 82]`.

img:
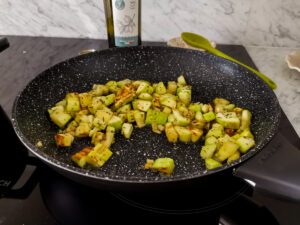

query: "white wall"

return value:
[0, 0, 299, 47]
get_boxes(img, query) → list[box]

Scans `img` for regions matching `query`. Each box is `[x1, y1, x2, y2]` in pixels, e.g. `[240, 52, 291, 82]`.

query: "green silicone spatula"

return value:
[181, 32, 277, 89]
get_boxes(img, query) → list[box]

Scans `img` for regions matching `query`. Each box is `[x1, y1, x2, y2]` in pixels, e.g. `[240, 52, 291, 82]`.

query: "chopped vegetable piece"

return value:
[177, 75, 187, 86]
[100, 94, 115, 106]
[122, 123, 133, 139]
[152, 158, 175, 175]
[165, 123, 178, 143]
[103, 126, 115, 148]
[216, 112, 240, 129]
[227, 151, 240, 163]
[133, 100, 152, 112]
[172, 109, 190, 126]
[87, 144, 113, 167]
[78, 93, 93, 108]
[72, 147, 94, 168]
[55, 133, 74, 147]
[236, 136, 255, 153]
[75, 123, 91, 137]
[155, 82, 167, 94]
[190, 127, 203, 143]
[167, 81, 177, 94]
[200, 144, 217, 159]
[134, 111, 145, 128]
[66, 93, 81, 112]
[240, 110, 252, 131]
[108, 116, 123, 131]
[48, 105, 72, 128]
[205, 158, 222, 169]
[174, 126, 192, 142]
[205, 136, 218, 145]
[214, 141, 239, 162]
[203, 112, 216, 122]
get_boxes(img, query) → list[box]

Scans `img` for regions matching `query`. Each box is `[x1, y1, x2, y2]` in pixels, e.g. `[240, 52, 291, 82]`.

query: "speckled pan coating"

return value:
[12, 46, 281, 185]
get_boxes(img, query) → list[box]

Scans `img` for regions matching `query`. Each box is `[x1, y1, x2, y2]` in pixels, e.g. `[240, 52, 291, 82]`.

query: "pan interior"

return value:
[13, 46, 281, 182]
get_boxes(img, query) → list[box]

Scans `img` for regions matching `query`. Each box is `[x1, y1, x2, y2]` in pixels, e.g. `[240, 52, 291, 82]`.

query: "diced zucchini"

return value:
[205, 158, 222, 169]
[168, 114, 176, 123]
[72, 147, 94, 168]
[203, 112, 216, 122]
[205, 136, 218, 145]
[91, 131, 105, 145]
[138, 93, 153, 100]
[214, 141, 239, 162]
[55, 99, 66, 107]
[174, 126, 192, 142]
[216, 134, 235, 150]
[105, 81, 119, 93]
[160, 94, 177, 109]
[155, 82, 167, 94]
[103, 126, 115, 148]
[236, 136, 255, 153]
[195, 111, 206, 123]
[100, 94, 115, 106]
[152, 158, 175, 175]
[55, 133, 74, 147]
[200, 144, 217, 159]
[66, 93, 81, 112]
[93, 109, 113, 130]
[240, 110, 252, 131]
[127, 110, 135, 123]
[117, 104, 131, 113]
[75, 123, 91, 137]
[227, 151, 240, 163]
[134, 111, 145, 128]
[167, 81, 177, 94]
[87, 144, 113, 167]
[122, 123, 133, 139]
[132, 100, 152, 112]
[216, 112, 240, 129]
[206, 128, 224, 139]
[165, 123, 178, 143]
[190, 127, 203, 143]
[177, 75, 187, 86]
[172, 109, 190, 126]
[240, 128, 254, 139]
[162, 107, 172, 115]
[188, 103, 202, 112]
[177, 88, 191, 105]
[91, 84, 109, 96]
[108, 116, 123, 131]
[213, 98, 230, 106]
[117, 79, 131, 88]
[114, 84, 136, 108]
[145, 109, 168, 125]
[48, 105, 72, 128]
[201, 104, 209, 113]
[136, 82, 151, 95]
[88, 96, 104, 114]
[78, 93, 93, 108]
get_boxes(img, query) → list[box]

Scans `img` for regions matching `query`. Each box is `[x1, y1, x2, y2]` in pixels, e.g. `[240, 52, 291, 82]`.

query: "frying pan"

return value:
[12, 46, 287, 194]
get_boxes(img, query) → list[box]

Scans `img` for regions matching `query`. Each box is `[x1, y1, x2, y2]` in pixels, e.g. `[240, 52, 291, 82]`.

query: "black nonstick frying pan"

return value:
[12, 46, 299, 198]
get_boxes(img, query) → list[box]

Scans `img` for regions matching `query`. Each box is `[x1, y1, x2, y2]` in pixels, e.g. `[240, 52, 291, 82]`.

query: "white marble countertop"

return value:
[245, 46, 300, 136]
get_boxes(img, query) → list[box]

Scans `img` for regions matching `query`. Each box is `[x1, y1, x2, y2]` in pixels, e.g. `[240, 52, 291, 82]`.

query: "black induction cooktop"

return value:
[0, 37, 299, 225]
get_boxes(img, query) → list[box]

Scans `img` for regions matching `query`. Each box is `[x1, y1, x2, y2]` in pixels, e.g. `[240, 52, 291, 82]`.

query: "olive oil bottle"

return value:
[103, 0, 141, 48]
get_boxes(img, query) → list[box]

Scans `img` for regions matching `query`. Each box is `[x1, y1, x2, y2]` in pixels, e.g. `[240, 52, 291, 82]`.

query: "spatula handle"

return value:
[210, 48, 277, 89]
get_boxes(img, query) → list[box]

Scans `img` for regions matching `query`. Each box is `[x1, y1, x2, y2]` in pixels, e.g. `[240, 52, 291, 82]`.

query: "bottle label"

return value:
[112, 0, 139, 47]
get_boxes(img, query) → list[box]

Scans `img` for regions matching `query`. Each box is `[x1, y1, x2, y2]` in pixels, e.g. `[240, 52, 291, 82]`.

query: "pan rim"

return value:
[11, 45, 282, 184]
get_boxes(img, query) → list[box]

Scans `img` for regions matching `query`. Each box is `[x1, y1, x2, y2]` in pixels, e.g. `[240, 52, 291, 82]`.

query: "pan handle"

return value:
[233, 131, 300, 202]
[0, 37, 9, 53]
[0, 105, 40, 199]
